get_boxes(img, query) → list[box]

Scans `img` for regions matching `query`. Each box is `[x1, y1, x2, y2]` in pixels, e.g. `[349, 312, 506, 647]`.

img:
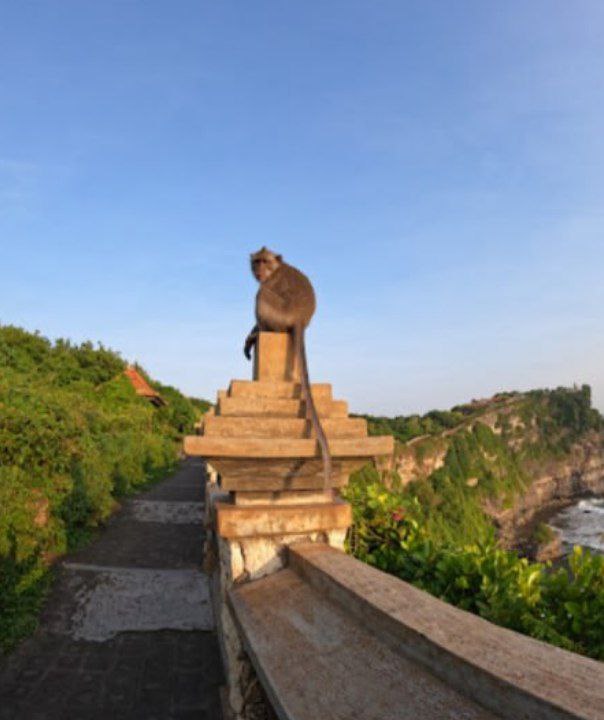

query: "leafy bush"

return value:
[344, 472, 604, 660]
[0, 324, 208, 653]
[345, 386, 604, 660]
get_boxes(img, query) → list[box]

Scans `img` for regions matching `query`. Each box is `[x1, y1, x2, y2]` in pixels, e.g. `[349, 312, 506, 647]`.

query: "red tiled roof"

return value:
[124, 366, 165, 405]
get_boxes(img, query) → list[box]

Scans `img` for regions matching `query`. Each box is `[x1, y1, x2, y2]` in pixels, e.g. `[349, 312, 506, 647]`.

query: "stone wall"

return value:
[204, 472, 346, 719]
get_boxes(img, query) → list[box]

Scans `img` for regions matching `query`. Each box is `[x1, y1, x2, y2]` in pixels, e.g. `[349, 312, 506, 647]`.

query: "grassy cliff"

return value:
[360, 386, 602, 546]
[345, 387, 604, 659]
[0, 324, 209, 653]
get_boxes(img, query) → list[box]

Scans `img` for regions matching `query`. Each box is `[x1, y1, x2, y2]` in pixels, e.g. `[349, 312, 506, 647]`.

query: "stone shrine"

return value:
[184, 331, 393, 717]
[184, 331, 393, 541]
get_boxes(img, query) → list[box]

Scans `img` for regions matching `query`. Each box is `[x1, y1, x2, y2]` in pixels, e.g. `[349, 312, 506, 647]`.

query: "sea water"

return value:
[549, 497, 604, 555]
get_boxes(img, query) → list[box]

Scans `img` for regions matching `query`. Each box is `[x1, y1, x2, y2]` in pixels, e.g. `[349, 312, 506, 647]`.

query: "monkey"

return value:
[244, 247, 332, 488]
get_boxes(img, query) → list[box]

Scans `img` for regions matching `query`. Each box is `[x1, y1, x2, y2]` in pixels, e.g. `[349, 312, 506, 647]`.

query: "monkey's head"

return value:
[250, 247, 282, 283]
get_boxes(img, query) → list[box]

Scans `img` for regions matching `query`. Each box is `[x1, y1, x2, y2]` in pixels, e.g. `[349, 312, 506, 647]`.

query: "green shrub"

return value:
[345, 386, 604, 660]
[344, 472, 604, 660]
[0, 324, 202, 653]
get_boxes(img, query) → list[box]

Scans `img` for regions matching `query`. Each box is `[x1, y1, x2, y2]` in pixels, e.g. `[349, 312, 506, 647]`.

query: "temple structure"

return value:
[184, 331, 392, 543]
[184, 331, 393, 716]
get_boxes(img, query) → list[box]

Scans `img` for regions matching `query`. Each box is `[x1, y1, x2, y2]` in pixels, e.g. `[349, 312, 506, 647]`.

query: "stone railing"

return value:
[185, 332, 603, 720]
[231, 542, 603, 720]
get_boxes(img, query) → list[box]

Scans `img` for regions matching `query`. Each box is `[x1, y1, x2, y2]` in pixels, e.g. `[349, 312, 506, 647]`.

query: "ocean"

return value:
[549, 497, 604, 555]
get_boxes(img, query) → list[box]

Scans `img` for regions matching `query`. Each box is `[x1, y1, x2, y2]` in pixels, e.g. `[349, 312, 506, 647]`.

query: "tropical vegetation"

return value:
[0, 324, 209, 653]
[345, 387, 604, 660]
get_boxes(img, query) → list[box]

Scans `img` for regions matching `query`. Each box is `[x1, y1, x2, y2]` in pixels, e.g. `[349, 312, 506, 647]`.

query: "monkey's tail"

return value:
[294, 323, 332, 491]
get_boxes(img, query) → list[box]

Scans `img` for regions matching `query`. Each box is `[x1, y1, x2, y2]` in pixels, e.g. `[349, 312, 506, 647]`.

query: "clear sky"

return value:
[1, 1, 603, 415]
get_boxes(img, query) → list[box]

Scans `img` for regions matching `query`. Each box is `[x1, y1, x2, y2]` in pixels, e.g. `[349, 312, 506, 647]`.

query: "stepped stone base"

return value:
[187, 332, 394, 720]
[203, 415, 368, 439]
[210, 458, 352, 492]
[186, 329, 393, 531]
[185, 334, 392, 494]
[233, 490, 331, 506]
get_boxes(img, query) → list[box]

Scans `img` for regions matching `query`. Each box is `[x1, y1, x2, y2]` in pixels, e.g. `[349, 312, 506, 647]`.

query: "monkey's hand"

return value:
[243, 332, 257, 360]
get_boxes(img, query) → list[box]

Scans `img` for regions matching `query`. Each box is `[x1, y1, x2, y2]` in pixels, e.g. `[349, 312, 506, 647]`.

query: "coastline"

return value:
[484, 434, 604, 560]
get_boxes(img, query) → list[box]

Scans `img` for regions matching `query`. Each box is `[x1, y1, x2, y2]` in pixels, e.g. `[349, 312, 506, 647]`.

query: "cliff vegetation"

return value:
[345, 387, 604, 660]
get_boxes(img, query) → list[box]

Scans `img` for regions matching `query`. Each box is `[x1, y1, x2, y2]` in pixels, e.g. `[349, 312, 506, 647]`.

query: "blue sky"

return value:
[1, 1, 603, 414]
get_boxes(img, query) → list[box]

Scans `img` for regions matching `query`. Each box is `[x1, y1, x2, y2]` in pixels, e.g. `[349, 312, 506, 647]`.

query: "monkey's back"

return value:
[256, 262, 316, 331]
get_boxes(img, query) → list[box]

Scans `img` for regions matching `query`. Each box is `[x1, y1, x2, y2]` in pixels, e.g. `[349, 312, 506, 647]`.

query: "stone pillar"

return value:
[186, 332, 393, 719]
[253, 331, 300, 382]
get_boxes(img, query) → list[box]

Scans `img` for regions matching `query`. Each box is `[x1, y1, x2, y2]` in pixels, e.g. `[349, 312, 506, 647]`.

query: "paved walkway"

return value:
[0, 459, 223, 720]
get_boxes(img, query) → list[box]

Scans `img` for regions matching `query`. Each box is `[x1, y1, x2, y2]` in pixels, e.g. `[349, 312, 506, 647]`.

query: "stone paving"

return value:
[0, 459, 223, 720]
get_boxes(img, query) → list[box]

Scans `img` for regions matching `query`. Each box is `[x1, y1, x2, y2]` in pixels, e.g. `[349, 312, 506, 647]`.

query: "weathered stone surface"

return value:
[213, 537, 249, 715]
[217, 396, 348, 418]
[229, 569, 498, 720]
[228, 380, 332, 400]
[216, 501, 352, 539]
[209, 458, 357, 491]
[184, 436, 393, 458]
[56, 564, 213, 641]
[0, 630, 223, 720]
[233, 490, 331, 506]
[325, 528, 347, 550]
[287, 543, 604, 720]
[130, 499, 204, 524]
[203, 415, 367, 439]
[253, 332, 300, 382]
[222, 537, 245, 583]
[238, 538, 286, 581]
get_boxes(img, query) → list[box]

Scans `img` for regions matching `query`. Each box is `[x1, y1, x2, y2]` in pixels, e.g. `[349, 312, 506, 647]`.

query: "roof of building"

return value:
[124, 366, 166, 406]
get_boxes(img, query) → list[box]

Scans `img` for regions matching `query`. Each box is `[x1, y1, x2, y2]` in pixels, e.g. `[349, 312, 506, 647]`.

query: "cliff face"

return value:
[483, 434, 604, 550]
[367, 387, 604, 552]
[394, 438, 447, 483]
[390, 423, 603, 553]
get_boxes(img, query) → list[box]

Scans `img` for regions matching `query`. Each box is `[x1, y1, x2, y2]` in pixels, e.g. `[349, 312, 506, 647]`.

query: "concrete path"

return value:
[0, 458, 223, 720]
